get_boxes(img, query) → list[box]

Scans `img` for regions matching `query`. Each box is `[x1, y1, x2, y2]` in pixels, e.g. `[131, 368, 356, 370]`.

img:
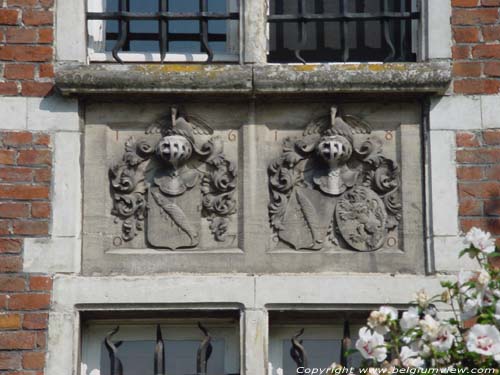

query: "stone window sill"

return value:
[55, 61, 451, 96]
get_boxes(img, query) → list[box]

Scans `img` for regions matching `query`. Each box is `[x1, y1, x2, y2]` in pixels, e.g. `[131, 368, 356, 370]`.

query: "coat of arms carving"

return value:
[268, 106, 401, 252]
[109, 107, 237, 250]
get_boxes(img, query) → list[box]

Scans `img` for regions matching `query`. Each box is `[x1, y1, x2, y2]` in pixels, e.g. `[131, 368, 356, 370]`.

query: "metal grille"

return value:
[87, 0, 240, 63]
[268, 0, 420, 64]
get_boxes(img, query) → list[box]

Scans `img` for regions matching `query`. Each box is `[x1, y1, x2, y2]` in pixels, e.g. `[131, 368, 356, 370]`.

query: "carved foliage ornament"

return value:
[109, 107, 237, 249]
[268, 107, 402, 252]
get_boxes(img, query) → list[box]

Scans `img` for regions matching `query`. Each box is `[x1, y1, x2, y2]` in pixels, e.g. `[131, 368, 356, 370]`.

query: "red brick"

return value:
[0, 239, 23, 254]
[486, 165, 500, 179]
[484, 130, 500, 145]
[33, 168, 50, 183]
[0, 332, 36, 349]
[457, 131, 481, 147]
[22, 10, 53, 26]
[453, 0, 479, 5]
[454, 79, 500, 94]
[5, 28, 37, 44]
[22, 313, 48, 330]
[0, 184, 49, 200]
[484, 62, 500, 77]
[37, 28, 53, 44]
[12, 220, 48, 235]
[452, 8, 499, 25]
[457, 148, 500, 163]
[8, 293, 50, 310]
[0, 295, 6, 309]
[0, 45, 52, 62]
[0, 9, 19, 25]
[453, 45, 471, 59]
[21, 82, 54, 97]
[0, 313, 21, 330]
[482, 25, 500, 41]
[29, 276, 51, 291]
[453, 27, 480, 43]
[473, 44, 500, 58]
[485, 200, 500, 216]
[3, 131, 32, 146]
[35, 331, 46, 349]
[460, 199, 483, 216]
[0, 167, 32, 182]
[0, 203, 30, 218]
[39, 0, 54, 7]
[0, 150, 16, 165]
[459, 181, 500, 199]
[22, 352, 45, 370]
[457, 166, 484, 180]
[38, 63, 53, 78]
[17, 150, 51, 165]
[453, 61, 482, 77]
[0, 352, 21, 370]
[461, 218, 500, 235]
[0, 82, 19, 96]
[482, 0, 500, 5]
[0, 220, 10, 235]
[4, 64, 35, 80]
[33, 134, 49, 147]
[31, 202, 50, 218]
[0, 276, 25, 291]
[0, 256, 22, 273]
[7, 0, 37, 6]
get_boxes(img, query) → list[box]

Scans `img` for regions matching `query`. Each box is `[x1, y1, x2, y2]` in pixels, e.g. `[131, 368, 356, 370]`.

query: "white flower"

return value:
[465, 227, 496, 254]
[367, 306, 397, 334]
[431, 324, 455, 352]
[495, 301, 500, 322]
[461, 296, 481, 320]
[477, 269, 491, 287]
[355, 327, 387, 362]
[466, 324, 500, 357]
[416, 289, 430, 308]
[276, 368, 283, 375]
[420, 314, 440, 341]
[400, 307, 420, 332]
[400, 346, 425, 368]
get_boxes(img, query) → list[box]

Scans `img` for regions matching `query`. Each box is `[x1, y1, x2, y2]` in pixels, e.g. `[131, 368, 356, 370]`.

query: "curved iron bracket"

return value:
[196, 322, 213, 375]
[104, 326, 124, 375]
[290, 328, 308, 369]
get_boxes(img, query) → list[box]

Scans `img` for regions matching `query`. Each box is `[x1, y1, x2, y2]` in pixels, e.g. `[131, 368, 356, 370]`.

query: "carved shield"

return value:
[279, 186, 336, 250]
[147, 186, 202, 249]
[335, 186, 387, 252]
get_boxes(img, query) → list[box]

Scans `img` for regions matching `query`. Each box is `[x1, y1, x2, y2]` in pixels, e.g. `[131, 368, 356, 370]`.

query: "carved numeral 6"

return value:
[228, 130, 237, 142]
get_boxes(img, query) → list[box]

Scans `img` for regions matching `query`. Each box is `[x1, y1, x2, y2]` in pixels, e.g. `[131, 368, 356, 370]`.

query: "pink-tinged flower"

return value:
[465, 227, 496, 254]
[431, 324, 456, 352]
[367, 306, 398, 334]
[355, 327, 387, 362]
[400, 346, 425, 368]
[400, 307, 419, 332]
[466, 324, 500, 357]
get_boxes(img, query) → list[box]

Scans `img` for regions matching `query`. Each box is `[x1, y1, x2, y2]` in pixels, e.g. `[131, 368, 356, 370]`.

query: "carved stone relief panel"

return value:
[268, 106, 401, 253]
[109, 107, 237, 250]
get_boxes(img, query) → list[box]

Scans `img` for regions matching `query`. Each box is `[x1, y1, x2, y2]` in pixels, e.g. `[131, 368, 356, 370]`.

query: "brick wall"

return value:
[0, 0, 54, 97]
[0, 131, 52, 373]
[452, 0, 500, 94]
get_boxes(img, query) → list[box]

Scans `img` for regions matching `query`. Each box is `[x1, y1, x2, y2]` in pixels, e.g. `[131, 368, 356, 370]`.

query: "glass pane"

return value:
[169, 0, 198, 12]
[129, 0, 157, 12]
[169, 21, 199, 34]
[100, 339, 225, 375]
[169, 41, 201, 53]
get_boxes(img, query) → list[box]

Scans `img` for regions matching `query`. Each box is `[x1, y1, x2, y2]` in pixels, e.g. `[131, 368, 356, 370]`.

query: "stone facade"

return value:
[0, 0, 499, 374]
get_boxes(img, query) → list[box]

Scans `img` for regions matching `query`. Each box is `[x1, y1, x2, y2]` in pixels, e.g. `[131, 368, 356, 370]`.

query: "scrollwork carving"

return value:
[268, 106, 401, 252]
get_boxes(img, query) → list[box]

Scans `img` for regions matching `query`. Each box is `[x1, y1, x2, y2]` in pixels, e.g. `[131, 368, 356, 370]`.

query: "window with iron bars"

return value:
[268, 0, 421, 64]
[86, 0, 421, 64]
[87, 0, 240, 63]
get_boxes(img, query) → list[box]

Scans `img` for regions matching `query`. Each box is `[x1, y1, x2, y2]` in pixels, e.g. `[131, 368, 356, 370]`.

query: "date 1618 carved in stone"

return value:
[109, 107, 237, 250]
[268, 107, 401, 252]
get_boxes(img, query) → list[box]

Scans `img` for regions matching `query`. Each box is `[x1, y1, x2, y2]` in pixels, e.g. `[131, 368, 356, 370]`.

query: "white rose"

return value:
[400, 307, 420, 332]
[466, 324, 500, 357]
[355, 327, 387, 362]
[420, 315, 440, 341]
[465, 227, 496, 254]
[431, 324, 455, 352]
[400, 346, 425, 368]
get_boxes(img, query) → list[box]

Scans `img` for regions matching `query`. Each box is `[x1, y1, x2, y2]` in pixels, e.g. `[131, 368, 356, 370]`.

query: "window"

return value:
[268, 0, 420, 63]
[81, 312, 241, 375]
[87, 0, 240, 63]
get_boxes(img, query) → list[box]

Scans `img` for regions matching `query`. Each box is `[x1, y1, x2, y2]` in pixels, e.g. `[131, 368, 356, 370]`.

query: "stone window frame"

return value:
[86, 0, 241, 63]
[55, 0, 451, 64]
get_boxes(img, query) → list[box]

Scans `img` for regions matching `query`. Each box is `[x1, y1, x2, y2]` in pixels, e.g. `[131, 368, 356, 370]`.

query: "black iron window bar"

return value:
[87, 0, 240, 64]
[104, 322, 223, 375]
[268, 0, 420, 64]
[290, 320, 352, 371]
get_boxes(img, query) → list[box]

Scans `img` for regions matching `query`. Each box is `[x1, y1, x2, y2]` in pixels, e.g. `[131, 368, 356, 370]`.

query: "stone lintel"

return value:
[55, 61, 452, 96]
